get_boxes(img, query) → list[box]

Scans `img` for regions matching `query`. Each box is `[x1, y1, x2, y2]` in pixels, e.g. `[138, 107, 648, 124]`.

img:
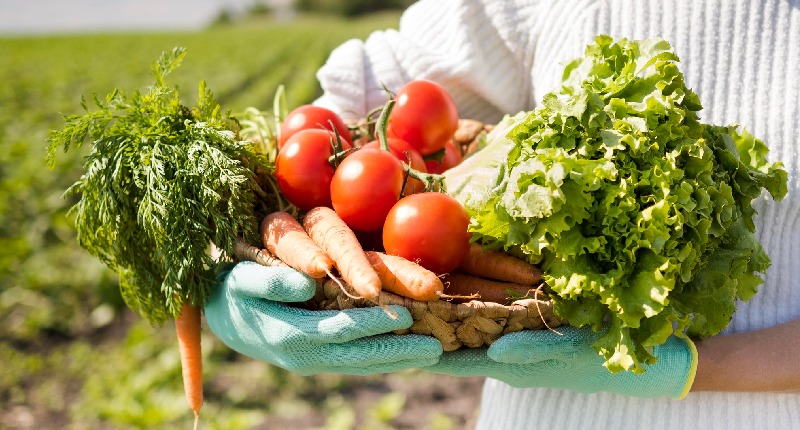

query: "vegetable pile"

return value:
[445, 35, 788, 373]
[262, 88, 540, 303]
[274, 80, 474, 276]
[46, 47, 528, 424]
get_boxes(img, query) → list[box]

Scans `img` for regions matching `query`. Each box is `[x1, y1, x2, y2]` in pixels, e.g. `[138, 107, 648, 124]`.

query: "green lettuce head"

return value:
[445, 35, 787, 373]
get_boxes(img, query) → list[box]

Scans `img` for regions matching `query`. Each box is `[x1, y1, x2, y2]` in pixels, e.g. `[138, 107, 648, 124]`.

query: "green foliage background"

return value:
[0, 12, 480, 429]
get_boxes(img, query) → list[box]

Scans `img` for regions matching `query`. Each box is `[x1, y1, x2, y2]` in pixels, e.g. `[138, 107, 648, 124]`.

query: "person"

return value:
[205, 1, 800, 428]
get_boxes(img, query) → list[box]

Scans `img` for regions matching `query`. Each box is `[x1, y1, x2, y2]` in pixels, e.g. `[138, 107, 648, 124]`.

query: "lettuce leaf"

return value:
[445, 35, 787, 373]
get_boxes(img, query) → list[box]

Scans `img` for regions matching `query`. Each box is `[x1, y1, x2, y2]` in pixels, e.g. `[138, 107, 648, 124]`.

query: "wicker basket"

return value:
[304, 279, 567, 352]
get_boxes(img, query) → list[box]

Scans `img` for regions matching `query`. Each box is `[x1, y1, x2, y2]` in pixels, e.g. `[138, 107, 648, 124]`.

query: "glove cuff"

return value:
[606, 334, 699, 399]
[674, 335, 698, 400]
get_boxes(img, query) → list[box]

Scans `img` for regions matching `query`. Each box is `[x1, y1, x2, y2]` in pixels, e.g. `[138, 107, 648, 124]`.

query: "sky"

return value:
[0, 0, 290, 35]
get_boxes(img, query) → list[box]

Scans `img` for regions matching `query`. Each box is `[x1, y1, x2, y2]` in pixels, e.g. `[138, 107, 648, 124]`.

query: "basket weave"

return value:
[305, 280, 567, 352]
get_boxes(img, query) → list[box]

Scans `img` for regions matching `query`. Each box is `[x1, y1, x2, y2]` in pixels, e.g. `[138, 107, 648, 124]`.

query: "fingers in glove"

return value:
[285, 334, 443, 376]
[224, 261, 317, 302]
[263, 303, 416, 345]
[423, 348, 498, 377]
[327, 356, 439, 375]
[488, 326, 603, 364]
[207, 279, 417, 350]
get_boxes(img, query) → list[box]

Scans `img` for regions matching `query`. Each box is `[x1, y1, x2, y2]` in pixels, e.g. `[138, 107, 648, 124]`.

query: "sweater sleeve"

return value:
[314, 0, 546, 123]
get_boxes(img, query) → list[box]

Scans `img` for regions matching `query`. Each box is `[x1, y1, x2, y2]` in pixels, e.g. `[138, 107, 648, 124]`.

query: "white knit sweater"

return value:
[314, 1, 800, 428]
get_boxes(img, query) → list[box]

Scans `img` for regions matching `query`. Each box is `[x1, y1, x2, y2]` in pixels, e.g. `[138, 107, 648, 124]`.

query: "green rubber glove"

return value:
[205, 261, 443, 375]
[423, 325, 698, 399]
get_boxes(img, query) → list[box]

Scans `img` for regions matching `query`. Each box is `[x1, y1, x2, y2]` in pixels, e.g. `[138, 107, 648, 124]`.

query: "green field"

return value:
[0, 13, 482, 429]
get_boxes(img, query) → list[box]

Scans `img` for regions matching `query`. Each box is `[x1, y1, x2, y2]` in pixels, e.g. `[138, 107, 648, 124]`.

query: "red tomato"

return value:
[383, 192, 471, 274]
[388, 80, 459, 156]
[425, 141, 463, 174]
[279, 105, 352, 149]
[330, 148, 405, 232]
[362, 138, 428, 195]
[275, 129, 346, 211]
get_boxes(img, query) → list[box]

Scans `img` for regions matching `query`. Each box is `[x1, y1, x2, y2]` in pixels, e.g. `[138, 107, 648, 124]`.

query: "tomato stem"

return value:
[405, 164, 446, 192]
[272, 84, 287, 142]
[327, 146, 359, 166]
[366, 104, 385, 123]
[327, 126, 351, 168]
[375, 99, 395, 152]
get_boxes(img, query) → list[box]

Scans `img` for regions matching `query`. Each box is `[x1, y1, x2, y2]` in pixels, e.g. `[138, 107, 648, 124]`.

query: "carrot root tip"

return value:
[326, 268, 364, 300]
[533, 286, 563, 335]
[378, 302, 399, 320]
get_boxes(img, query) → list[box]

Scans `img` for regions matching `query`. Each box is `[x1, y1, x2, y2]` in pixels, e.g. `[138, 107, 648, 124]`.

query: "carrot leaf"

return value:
[47, 47, 275, 324]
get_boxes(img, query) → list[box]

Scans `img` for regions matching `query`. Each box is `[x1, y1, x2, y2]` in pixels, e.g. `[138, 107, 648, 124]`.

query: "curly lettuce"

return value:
[445, 35, 787, 373]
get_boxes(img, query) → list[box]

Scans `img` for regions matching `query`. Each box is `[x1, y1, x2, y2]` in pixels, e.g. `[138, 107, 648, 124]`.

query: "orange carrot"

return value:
[261, 211, 334, 278]
[365, 251, 443, 301]
[303, 207, 381, 299]
[176, 303, 203, 430]
[457, 243, 542, 285]
[442, 272, 539, 304]
[234, 236, 288, 268]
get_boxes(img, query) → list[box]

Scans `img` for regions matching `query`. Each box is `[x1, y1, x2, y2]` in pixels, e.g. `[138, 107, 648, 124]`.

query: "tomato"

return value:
[275, 129, 346, 211]
[279, 104, 352, 149]
[424, 141, 463, 174]
[330, 148, 405, 232]
[388, 80, 459, 156]
[383, 192, 471, 274]
[362, 138, 428, 195]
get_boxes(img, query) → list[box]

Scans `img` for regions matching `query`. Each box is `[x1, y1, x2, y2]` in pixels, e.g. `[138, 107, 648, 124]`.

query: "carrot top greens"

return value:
[47, 48, 272, 324]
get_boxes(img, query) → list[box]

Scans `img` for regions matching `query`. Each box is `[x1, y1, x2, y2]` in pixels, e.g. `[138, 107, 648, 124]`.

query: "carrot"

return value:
[234, 236, 288, 268]
[365, 251, 444, 301]
[303, 207, 381, 299]
[261, 211, 334, 278]
[175, 303, 203, 430]
[457, 243, 542, 285]
[442, 272, 540, 304]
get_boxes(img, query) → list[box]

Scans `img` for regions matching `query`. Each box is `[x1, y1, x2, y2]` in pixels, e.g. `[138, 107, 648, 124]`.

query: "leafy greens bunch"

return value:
[447, 35, 788, 373]
[47, 48, 273, 325]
